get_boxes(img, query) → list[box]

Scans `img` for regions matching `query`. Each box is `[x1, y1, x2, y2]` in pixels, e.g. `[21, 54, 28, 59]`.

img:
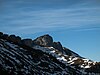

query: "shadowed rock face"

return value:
[1, 34, 9, 40]
[63, 47, 80, 57]
[8, 35, 21, 44]
[21, 39, 33, 47]
[0, 32, 3, 38]
[53, 42, 63, 53]
[33, 34, 53, 47]
[0, 32, 9, 40]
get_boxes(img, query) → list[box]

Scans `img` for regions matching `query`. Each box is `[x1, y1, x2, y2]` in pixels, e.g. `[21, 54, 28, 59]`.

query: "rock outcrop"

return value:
[33, 34, 65, 54]
[8, 35, 21, 44]
[53, 42, 64, 53]
[33, 34, 53, 47]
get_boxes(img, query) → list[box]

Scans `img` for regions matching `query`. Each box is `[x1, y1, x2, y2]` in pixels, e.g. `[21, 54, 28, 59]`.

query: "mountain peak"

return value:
[33, 34, 53, 47]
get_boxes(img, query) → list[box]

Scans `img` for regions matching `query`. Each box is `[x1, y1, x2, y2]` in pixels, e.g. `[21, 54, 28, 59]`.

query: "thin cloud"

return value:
[0, 0, 100, 35]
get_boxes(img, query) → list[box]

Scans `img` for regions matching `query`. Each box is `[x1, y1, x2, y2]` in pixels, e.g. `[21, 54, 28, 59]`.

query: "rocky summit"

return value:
[33, 34, 53, 47]
[0, 32, 100, 75]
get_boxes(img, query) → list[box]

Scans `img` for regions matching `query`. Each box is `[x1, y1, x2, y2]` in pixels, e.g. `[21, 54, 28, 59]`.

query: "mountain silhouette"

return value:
[0, 32, 100, 75]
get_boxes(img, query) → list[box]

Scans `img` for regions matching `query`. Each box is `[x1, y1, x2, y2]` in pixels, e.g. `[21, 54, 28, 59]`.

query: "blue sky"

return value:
[0, 0, 100, 61]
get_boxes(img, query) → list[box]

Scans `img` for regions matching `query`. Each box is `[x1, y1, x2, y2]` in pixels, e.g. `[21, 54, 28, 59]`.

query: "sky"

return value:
[0, 0, 100, 61]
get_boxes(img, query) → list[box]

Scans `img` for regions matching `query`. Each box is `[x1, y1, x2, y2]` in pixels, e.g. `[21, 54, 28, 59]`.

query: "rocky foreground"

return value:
[0, 32, 100, 75]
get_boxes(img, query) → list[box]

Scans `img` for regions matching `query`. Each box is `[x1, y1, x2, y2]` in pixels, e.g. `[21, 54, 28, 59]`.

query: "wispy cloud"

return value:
[0, 0, 100, 34]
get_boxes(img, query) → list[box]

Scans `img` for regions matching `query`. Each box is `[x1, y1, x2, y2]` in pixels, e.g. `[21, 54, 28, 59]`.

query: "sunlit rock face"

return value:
[33, 34, 53, 47]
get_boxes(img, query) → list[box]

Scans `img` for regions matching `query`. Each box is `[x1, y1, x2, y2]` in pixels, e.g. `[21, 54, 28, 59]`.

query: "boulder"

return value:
[33, 34, 53, 47]
[21, 39, 33, 47]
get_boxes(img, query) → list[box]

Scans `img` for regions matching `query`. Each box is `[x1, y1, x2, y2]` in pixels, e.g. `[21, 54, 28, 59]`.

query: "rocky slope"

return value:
[0, 32, 100, 75]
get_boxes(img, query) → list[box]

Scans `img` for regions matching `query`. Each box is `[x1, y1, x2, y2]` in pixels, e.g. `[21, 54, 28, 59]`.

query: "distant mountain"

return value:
[0, 32, 100, 75]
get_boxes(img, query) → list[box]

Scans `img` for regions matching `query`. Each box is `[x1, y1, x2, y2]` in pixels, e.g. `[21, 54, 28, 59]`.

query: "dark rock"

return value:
[0, 32, 3, 38]
[0, 32, 3, 35]
[85, 62, 100, 73]
[15, 36, 21, 44]
[2, 34, 9, 40]
[8, 35, 21, 44]
[63, 47, 72, 56]
[21, 39, 33, 47]
[53, 42, 63, 53]
[8, 35, 16, 42]
[33, 34, 53, 47]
